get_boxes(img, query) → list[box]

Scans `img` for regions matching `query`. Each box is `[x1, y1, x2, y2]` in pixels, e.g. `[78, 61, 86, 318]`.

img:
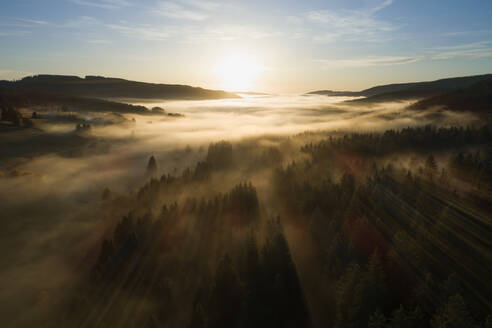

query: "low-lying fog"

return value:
[129, 95, 467, 142]
[0, 94, 480, 324]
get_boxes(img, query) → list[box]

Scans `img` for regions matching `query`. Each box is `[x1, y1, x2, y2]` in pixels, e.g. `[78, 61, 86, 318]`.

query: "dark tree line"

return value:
[301, 125, 491, 158]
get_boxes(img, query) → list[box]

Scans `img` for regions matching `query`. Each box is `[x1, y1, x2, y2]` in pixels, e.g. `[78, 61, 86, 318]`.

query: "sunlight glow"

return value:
[218, 54, 261, 92]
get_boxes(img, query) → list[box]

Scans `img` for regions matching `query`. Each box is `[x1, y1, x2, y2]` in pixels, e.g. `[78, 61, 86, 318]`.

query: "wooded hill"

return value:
[0, 75, 239, 100]
[308, 74, 492, 103]
[410, 77, 492, 113]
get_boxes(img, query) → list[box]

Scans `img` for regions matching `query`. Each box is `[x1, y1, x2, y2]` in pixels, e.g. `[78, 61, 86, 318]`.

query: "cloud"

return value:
[285, 16, 302, 25]
[8, 16, 99, 29]
[369, 0, 394, 14]
[316, 56, 422, 68]
[17, 18, 49, 25]
[432, 49, 492, 60]
[316, 41, 492, 69]
[106, 24, 178, 41]
[150, 1, 209, 21]
[87, 39, 112, 44]
[107, 22, 280, 43]
[70, 0, 131, 9]
[181, 0, 220, 11]
[441, 30, 492, 37]
[429, 41, 492, 60]
[288, 0, 397, 43]
[63, 16, 99, 28]
[0, 16, 99, 37]
[198, 24, 282, 42]
[432, 41, 492, 51]
[0, 30, 31, 37]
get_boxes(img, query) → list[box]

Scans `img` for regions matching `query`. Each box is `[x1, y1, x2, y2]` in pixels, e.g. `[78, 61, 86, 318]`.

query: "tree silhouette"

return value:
[368, 309, 387, 328]
[146, 155, 158, 178]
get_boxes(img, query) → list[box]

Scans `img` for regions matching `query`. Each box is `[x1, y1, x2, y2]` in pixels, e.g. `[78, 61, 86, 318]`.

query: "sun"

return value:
[218, 54, 260, 92]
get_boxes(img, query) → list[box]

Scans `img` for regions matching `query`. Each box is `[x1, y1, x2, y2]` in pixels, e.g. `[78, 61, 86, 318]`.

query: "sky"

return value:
[1, 0, 492, 93]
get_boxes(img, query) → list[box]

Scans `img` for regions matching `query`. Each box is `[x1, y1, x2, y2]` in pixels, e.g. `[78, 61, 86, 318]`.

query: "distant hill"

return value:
[410, 77, 492, 113]
[0, 75, 239, 100]
[307, 90, 360, 97]
[236, 91, 271, 96]
[0, 89, 155, 114]
[308, 74, 492, 103]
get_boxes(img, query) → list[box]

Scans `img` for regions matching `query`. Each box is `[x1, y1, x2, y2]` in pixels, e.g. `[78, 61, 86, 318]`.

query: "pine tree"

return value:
[146, 155, 158, 178]
[426, 155, 438, 179]
[368, 309, 387, 328]
[208, 254, 244, 328]
[432, 294, 474, 328]
[357, 249, 389, 325]
[483, 315, 492, 328]
[407, 306, 426, 327]
[388, 305, 408, 328]
[189, 303, 207, 328]
[335, 263, 361, 328]
[102, 187, 111, 200]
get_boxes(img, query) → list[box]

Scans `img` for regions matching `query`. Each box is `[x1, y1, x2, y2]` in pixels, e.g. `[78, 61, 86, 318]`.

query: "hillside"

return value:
[0, 89, 155, 114]
[307, 90, 360, 97]
[308, 74, 492, 103]
[0, 75, 239, 100]
[410, 77, 492, 113]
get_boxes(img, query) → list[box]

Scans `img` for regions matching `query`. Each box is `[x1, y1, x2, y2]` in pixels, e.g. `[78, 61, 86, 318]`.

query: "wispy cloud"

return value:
[63, 16, 99, 28]
[316, 56, 422, 68]
[289, 0, 397, 43]
[106, 24, 178, 41]
[0, 16, 99, 37]
[17, 18, 49, 25]
[106, 22, 280, 43]
[0, 18, 49, 31]
[181, 0, 220, 11]
[199, 24, 282, 42]
[5, 16, 99, 29]
[70, 0, 131, 10]
[429, 41, 492, 60]
[316, 41, 492, 69]
[369, 0, 394, 14]
[441, 29, 492, 37]
[87, 39, 112, 44]
[150, 1, 210, 21]
[0, 30, 31, 37]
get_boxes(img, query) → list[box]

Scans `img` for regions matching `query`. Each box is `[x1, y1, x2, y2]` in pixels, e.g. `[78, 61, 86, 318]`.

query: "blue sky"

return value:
[1, 0, 492, 92]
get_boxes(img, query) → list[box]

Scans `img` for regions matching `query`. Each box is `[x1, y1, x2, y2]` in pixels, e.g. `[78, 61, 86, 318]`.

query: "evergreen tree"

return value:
[335, 263, 362, 328]
[146, 155, 158, 178]
[425, 155, 438, 179]
[102, 187, 111, 200]
[432, 294, 474, 328]
[388, 305, 408, 328]
[208, 254, 244, 328]
[189, 303, 207, 328]
[368, 309, 387, 328]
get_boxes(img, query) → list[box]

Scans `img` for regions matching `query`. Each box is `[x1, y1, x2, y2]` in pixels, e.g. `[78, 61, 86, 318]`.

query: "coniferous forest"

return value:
[47, 125, 491, 328]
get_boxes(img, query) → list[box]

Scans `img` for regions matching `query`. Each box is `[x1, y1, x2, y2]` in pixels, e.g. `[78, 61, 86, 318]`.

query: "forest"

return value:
[47, 124, 492, 328]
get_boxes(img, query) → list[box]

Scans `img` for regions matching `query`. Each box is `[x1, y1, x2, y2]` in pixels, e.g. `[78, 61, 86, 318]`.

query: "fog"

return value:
[128, 95, 475, 142]
[0, 94, 482, 326]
